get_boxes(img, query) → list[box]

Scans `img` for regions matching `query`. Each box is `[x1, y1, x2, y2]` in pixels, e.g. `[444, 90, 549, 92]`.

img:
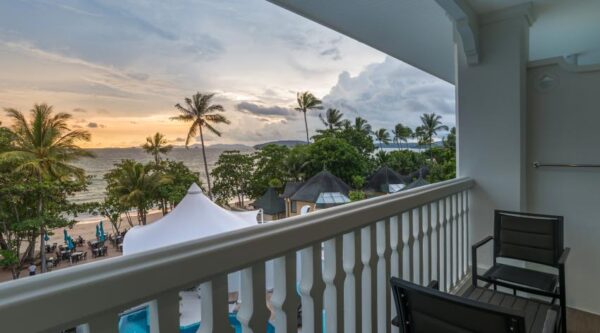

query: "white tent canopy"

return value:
[123, 183, 259, 255]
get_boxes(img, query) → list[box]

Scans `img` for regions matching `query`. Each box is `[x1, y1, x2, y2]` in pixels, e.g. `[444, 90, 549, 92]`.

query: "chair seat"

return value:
[461, 286, 559, 333]
[483, 264, 558, 293]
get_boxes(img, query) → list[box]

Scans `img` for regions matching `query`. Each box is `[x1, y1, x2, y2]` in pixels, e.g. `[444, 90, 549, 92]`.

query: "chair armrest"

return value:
[471, 236, 493, 287]
[472, 236, 494, 250]
[558, 247, 570, 266]
[427, 280, 439, 290]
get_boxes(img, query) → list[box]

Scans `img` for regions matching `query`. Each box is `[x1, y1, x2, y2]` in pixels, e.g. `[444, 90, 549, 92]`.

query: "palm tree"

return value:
[142, 132, 173, 164]
[172, 92, 230, 200]
[110, 160, 170, 225]
[318, 108, 343, 130]
[340, 119, 352, 131]
[295, 92, 323, 143]
[392, 123, 413, 150]
[374, 128, 391, 151]
[419, 113, 449, 159]
[354, 117, 372, 135]
[1, 104, 93, 272]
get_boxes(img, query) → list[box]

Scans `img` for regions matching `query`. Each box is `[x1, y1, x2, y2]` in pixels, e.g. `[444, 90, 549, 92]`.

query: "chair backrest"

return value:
[494, 210, 563, 267]
[390, 278, 527, 333]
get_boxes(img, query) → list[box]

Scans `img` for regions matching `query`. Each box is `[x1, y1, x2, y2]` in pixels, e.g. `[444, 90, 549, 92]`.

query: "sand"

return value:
[0, 210, 165, 283]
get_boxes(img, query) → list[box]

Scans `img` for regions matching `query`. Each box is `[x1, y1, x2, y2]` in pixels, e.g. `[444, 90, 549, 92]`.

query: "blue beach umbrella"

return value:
[99, 221, 105, 241]
[67, 236, 75, 250]
[63, 229, 68, 244]
[44, 233, 49, 242]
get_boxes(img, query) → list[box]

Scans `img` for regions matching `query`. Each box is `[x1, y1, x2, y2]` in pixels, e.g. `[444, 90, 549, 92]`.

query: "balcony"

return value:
[0, 178, 473, 332]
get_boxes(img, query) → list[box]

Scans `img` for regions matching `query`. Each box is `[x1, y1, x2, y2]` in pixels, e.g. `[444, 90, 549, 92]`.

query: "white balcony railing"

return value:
[0, 177, 474, 333]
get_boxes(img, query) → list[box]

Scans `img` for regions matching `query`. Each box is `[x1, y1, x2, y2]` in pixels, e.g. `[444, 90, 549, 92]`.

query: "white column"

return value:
[456, 6, 532, 271]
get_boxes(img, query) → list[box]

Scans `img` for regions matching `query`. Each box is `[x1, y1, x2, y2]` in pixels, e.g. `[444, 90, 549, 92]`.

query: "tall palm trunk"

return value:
[303, 111, 309, 143]
[38, 184, 46, 273]
[199, 125, 213, 199]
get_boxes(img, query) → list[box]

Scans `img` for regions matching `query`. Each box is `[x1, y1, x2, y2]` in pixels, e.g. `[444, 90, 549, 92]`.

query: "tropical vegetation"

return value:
[0, 104, 92, 274]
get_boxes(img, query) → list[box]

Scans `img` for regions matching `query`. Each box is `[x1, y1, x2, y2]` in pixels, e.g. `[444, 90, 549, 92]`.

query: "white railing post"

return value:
[407, 210, 415, 283]
[464, 191, 471, 274]
[238, 263, 270, 333]
[442, 197, 449, 292]
[343, 230, 362, 333]
[426, 204, 433, 285]
[152, 291, 180, 333]
[85, 310, 119, 333]
[361, 225, 378, 333]
[417, 206, 425, 285]
[299, 243, 324, 333]
[435, 200, 442, 287]
[324, 236, 345, 333]
[390, 215, 402, 333]
[376, 219, 392, 333]
[272, 253, 299, 333]
[199, 276, 234, 333]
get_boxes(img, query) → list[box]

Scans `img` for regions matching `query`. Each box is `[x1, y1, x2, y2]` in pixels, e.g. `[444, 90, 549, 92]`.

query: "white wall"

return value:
[526, 59, 600, 313]
[457, 13, 529, 267]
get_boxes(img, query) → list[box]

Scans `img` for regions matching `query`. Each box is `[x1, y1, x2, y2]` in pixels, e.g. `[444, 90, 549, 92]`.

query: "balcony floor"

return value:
[453, 277, 600, 333]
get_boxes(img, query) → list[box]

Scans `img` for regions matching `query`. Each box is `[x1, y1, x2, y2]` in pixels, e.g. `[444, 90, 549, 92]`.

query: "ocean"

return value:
[71, 146, 255, 204]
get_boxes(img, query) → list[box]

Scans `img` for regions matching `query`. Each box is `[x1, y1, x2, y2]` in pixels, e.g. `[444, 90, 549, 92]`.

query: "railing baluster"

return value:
[86, 310, 119, 333]
[300, 244, 324, 333]
[361, 224, 378, 333]
[376, 219, 392, 333]
[459, 191, 465, 278]
[272, 253, 299, 333]
[324, 236, 345, 333]
[417, 206, 425, 285]
[407, 210, 415, 283]
[199, 276, 235, 333]
[442, 197, 449, 292]
[435, 201, 442, 288]
[154, 291, 180, 332]
[426, 203, 433, 285]
[448, 195, 456, 290]
[464, 190, 470, 275]
[454, 193, 460, 287]
[343, 230, 362, 333]
[238, 263, 270, 333]
[390, 216, 401, 333]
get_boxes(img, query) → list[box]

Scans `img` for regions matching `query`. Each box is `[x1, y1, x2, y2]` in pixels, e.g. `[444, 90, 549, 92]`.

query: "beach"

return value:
[0, 211, 165, 283]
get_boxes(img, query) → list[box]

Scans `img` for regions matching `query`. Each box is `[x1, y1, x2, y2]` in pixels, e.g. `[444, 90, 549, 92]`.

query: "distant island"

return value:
[253, 140, 307, 149]
[205, 143, 253, 150]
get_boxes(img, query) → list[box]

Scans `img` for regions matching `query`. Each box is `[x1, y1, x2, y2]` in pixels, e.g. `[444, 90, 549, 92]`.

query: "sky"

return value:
[0, 0, 455, 148]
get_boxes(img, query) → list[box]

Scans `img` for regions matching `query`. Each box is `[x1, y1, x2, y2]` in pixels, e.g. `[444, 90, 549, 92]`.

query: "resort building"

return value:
[364, 165, 411, 196]
[404, 176, 430, 190]
[251, 187, 286, 220]
[283, 170, 350, 217]
[3, 1, 600, 332]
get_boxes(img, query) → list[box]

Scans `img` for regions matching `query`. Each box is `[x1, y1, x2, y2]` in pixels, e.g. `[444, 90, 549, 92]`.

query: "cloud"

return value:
[320, 47, 341, 61]
[236, 101, 296, 118]
[73, 108, 87, 113]
[322, 56, 455, 131]
[174, 137, 185, 142]
[181, 34, 225, 61]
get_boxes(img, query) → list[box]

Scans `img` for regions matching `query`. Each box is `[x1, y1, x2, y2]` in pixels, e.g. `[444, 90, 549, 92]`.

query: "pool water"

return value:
[119, 307, 276, 333]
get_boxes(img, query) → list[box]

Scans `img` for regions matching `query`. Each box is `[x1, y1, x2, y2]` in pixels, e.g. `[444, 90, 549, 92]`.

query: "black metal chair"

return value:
[390, 277, 559, 333]
[472, 210, 570, 332]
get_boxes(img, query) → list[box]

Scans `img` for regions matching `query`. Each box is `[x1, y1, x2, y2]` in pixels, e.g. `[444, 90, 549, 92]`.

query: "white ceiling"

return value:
[268, 0, 600, 82]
